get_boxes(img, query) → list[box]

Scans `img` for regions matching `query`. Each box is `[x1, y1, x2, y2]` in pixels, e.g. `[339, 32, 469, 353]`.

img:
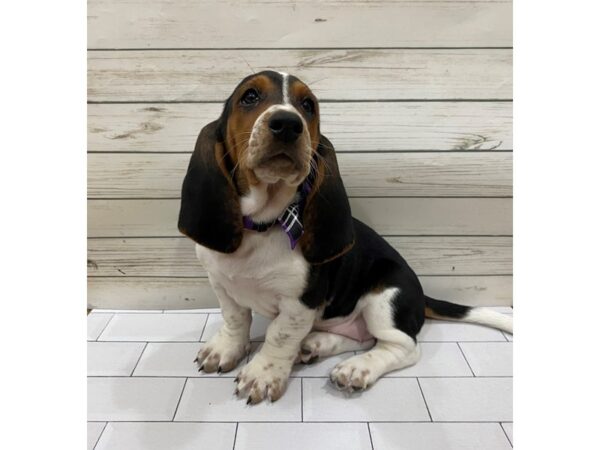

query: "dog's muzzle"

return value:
[268, 110, 303, 143]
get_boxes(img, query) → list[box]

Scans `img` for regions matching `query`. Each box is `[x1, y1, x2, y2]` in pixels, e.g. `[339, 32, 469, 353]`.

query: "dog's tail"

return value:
[424, 296, 513, 334]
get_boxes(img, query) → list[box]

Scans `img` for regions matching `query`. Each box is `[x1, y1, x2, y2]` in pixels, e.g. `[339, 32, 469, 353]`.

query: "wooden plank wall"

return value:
[87, 0, 513, 309]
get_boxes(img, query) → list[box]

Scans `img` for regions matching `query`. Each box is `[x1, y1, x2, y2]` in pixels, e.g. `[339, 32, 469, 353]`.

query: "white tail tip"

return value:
[465, 307, 513, 334]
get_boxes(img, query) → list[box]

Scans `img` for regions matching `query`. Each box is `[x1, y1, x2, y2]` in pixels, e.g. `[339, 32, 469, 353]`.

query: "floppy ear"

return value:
[300, 135, 355, 264]
[178, 120, 243, 253]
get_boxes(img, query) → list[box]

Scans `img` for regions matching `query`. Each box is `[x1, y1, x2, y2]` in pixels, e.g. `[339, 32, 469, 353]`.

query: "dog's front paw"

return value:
[234, 353, 292, 404]
[195, 333, 250, 374]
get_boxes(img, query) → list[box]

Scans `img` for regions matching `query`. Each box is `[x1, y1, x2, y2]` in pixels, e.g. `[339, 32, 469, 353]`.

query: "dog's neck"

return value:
[240, 181, 298, 223]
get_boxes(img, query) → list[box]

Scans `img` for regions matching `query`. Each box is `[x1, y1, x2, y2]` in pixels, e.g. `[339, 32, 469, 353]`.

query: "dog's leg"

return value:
[330, 287, 421, 391]
[196, 283, 252, 373]
[235, 298, 316, 404]
[298, 332, 375, 364]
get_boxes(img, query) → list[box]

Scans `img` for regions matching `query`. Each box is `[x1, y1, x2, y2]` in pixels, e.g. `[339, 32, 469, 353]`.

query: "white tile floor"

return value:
[88, 307, 513, 450]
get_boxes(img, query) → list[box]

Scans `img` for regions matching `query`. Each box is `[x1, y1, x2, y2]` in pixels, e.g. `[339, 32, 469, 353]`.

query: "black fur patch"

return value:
[177, 121, 243, 253]
[300, 136, 355, 264]
[300, 218, 426, 340]
[424, 296, 471, 319]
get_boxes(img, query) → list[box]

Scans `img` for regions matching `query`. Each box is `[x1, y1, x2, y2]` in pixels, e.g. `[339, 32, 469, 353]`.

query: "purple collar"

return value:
[242, 164, 316, 249]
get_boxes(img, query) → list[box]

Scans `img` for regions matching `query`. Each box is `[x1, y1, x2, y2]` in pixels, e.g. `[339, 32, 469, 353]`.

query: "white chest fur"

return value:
[195, 228, 310, 318]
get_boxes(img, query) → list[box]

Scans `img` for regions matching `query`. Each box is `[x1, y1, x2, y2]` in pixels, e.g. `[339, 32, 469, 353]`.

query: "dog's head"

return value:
[178, 71, 354, 263]
[220, 71, 320, 187]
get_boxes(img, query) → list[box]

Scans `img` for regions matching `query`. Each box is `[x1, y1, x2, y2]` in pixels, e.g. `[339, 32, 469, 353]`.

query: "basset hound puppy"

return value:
[178, 71, 513, 404]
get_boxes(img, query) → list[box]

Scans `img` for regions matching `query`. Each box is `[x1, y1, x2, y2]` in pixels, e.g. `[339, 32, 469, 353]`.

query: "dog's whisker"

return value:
[230, 159, 242, 177]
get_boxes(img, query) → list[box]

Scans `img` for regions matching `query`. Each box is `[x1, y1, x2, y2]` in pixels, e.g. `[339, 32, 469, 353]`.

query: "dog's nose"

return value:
[268, 111, 303, 143]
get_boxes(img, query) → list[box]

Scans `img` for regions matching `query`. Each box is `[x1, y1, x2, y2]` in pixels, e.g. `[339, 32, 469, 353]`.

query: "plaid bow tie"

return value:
[242, 164, 316, 249]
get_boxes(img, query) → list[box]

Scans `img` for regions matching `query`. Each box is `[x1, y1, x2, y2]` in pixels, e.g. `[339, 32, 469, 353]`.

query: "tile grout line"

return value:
[129, 342, 148, 376]
[415, 378, 433, 422]
[500, 422, 513, 448]
[232, 422, 239, 450]
[94, 313, 115, 341]
[89, 419, 513, 424]
[367, 422, 375, 450]
[198, 314, 211, 342]
[92, 422, 109, 450]
[301, 378, 304, 422]
[456, 343, 477, 377]
[171, 378, 189, 421]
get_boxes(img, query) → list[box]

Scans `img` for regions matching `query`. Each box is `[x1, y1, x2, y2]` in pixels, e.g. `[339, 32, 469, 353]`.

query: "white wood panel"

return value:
[88, 277, 218, 310]
[87, 236, 512, 277]
[420, 276, 512, 307]
[88, 49, 512, 101]
[87, 152, 512, 198]
[88, 102, 512, 152]
[87, 198, 513, 237]
[87, 1, 513, 310]
[88, 1, 512, 48]
[87, 276, 513, 310]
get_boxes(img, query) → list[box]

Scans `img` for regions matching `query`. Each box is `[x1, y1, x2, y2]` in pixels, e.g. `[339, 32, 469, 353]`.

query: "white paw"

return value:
[235, 353, 292, 404]
[298, 332, 334, 364]
[329, 353, 378, 392]
[195, 332, 250, 374]
[298, 331, 374, 364]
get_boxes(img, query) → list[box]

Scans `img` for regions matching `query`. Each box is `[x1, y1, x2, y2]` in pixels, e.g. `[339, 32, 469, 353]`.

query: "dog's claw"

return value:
[193, 357, 198, 363]
[246, 397, 252, 405]
[199, 365, 204, 371]
[302, 355, 318, 365]
[217, 366, 222, 373]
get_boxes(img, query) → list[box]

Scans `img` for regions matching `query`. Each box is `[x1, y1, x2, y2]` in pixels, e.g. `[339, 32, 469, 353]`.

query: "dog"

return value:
[178, 71, 513, 404]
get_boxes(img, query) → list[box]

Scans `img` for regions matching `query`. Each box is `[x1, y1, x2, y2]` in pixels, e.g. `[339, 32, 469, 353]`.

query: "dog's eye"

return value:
[240, 88, 260, 106]
[301, 98, 315, 114]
